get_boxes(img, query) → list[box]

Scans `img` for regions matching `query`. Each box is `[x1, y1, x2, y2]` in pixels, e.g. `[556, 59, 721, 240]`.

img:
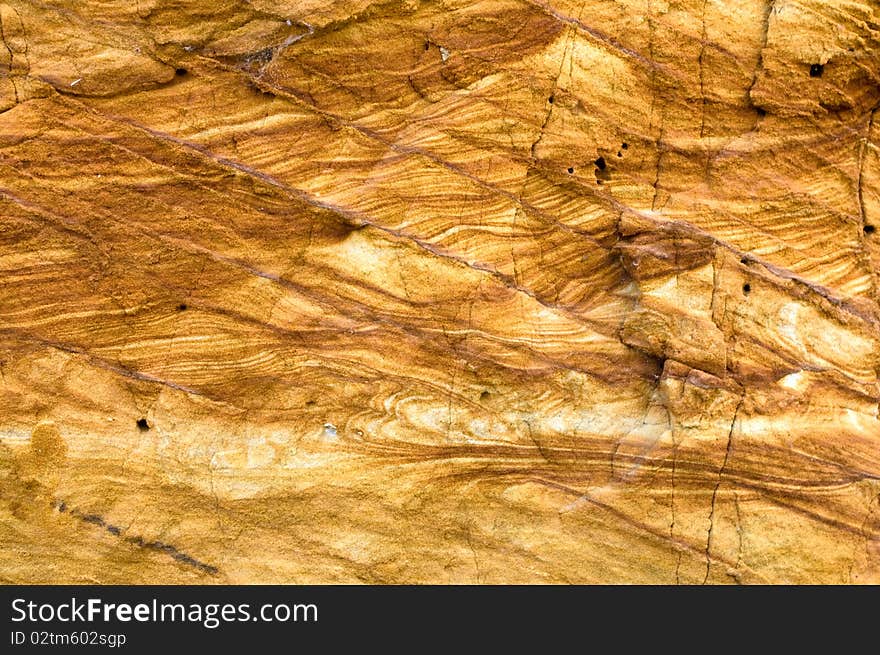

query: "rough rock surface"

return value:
[1, 0, 879, 584]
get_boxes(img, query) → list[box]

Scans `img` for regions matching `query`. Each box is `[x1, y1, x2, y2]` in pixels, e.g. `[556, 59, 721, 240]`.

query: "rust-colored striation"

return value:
[0, 0, 878, 584]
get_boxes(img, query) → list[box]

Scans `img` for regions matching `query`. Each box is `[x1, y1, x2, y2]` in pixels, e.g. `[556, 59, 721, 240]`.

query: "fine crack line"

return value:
[746, 0, 775, 117]
[857, 105, 879, 302]
[670, 412, 681, 584]
[698, 0, 708, 140]
[541, 475, 771, 582]
[52, 96, 627, 341]
[702, 396, 743, 584]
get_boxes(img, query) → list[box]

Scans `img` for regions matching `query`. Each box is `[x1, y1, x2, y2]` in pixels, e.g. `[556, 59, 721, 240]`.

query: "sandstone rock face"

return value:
[1, 0, 878, 584]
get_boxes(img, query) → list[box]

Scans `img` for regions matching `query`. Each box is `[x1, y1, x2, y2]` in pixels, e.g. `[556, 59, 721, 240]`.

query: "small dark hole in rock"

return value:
[809, 63, 823, 78]
[742, 283, 751, 295]
[617, 151, 623, 157]
[740, 257, 749, 265]
[756, 107, 766, 117]
[305, 399, 316, 407]
[567, 167, 574, 174]
[424, 42, 430, 51]
[548, 94, 554, 104]
[177, 303, 188, 311]
[594, 156, 607, 171]
[480, 390, 490, 401]
[136, 418, 150, 431]
[621, 143, 628, 150]
[864, 224, 876, 235]
[175, 68, 187, 76]
[597, 179, 603, 185]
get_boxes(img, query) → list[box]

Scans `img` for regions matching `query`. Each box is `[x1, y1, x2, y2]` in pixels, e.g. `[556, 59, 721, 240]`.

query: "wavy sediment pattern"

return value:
[1, 0, 878, 583]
